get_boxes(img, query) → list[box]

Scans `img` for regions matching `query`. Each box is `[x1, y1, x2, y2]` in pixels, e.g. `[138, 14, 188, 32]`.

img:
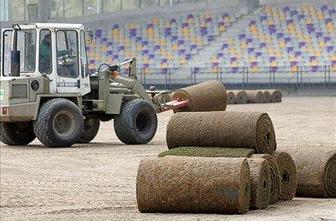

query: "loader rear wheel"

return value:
[114, 99, 157, 144]
[0, 121, 36, 146]
[33, 98, 84, 147]
[78, 117, 100, 143]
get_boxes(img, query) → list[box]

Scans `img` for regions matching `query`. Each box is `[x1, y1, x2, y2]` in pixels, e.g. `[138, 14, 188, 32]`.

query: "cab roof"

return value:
[5, 23, 84, 30]
[35, 23, 84, 29]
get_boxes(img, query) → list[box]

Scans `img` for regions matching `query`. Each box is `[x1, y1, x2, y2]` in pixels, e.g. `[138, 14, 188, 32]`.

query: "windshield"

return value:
[2, 29, 36, 76]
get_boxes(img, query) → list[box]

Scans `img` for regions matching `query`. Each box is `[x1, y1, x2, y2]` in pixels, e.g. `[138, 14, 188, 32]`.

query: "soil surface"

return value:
[1, 97, 335, 220]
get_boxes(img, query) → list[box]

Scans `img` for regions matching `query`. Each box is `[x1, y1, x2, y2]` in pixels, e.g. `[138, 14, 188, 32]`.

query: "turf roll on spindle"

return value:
[232, 90, 248, 104]
[272, 151, 297, 200]
[270, 90, 282, 103]
[158, 93, 172, 104]
[247, 158, 271, 210]
[159, 147, 255, 158]
[136, 157, 251, 214]
[263, 90, 272, 103]
[227, 91, 237, 104]
[172, 80, 227, 112]
[252, 154, 281, 204]
[282, 146, 336, 198]
[166, 111, 276, 154]
[246, 90, 265, 103]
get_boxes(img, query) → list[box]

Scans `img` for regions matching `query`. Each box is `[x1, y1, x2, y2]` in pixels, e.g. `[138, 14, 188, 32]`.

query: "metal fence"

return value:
[124, 65, 336, 89]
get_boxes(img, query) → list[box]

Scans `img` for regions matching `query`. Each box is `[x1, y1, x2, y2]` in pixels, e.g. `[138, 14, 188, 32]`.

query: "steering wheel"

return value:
[57, 50, 76, 66]
[57, 54, 77, 66]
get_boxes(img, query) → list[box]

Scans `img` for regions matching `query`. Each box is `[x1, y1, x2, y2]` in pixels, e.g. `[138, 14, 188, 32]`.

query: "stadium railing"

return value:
[114, 65, 336, 89]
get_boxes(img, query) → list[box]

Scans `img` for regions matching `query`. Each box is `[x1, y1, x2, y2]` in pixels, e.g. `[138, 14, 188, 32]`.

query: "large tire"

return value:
[114, 99, 157, 144]
[0, 121, 36, 145]
[78, 117, 100, 143]
[33, 98, 84, 147]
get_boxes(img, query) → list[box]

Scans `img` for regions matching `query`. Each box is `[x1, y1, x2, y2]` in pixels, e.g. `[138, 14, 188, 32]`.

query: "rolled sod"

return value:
[282, 146, 336, 198]
[164, 93, 172, 102]
[271, 151, 297, 200]
[252, 154, 281, 204]
[232, 90, 248, 104]
[246, 90, 265, 103]
[172, 80, 227, 112]
[227, 91, 237, 104]
[166, 111, 276, 154]
[247, 158, 271, 210]
[159, 148, 280, 204]
[168, 92, 174, 101]
[158, 93, 172, 104]
[136, 157, 251, 214]
[263, 90, 272, 103]
[159, 147, 255, 158]
[270, 90, 282, 103]
[158, 148, 270, 209]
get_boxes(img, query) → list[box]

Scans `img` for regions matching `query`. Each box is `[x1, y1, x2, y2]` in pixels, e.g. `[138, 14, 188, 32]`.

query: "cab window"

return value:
[80, 30, 89, 78]
[2, 29, 36, 76]
[56, 30, 79, 78]
[18, 30, 36, 73]
[39, 29, 52, 74]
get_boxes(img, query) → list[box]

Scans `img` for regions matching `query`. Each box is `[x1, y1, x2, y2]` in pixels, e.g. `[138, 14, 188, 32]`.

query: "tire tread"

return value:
[34, 98, 83, 147]
[114, 99, 157, 144]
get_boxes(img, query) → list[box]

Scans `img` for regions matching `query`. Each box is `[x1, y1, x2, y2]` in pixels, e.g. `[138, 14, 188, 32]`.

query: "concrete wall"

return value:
[0, 0, 259, 29]
[49, 0, 254, 25]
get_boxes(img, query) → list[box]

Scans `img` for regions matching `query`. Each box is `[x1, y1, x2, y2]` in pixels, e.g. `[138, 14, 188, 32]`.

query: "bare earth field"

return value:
[1, 97, 336, 221]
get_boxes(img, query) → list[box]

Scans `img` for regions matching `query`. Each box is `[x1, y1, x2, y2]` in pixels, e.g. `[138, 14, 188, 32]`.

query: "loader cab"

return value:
[1, 23, 91, 96]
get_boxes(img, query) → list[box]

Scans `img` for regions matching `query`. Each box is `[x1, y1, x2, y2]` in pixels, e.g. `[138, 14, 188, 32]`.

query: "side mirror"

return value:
[86, 30, 93, 43]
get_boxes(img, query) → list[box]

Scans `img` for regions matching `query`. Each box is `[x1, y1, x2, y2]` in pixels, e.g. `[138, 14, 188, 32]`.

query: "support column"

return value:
[38, 0, 50, 22]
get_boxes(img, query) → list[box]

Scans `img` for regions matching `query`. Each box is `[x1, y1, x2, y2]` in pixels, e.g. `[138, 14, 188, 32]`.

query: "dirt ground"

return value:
[1, 97, 336, 221]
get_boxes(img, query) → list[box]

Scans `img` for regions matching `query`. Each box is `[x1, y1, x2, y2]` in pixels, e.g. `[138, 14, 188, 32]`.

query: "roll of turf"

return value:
[166, 111, 276, 154]
[252, 154, 280, 204]
[270, 90, 282, 103]
[136, 157, 251, 214]
[227, 91, 237, 104]
[282, 146, 336, 198]
[159, 147, 255, 158]
[246, 90, 265, 103]
[158, 148, 270, 209]
[172, 80, 227, 112]
[247, 158, 271, 210]
[169, 92, 174, 101]
[158, 93, 172, 104]
[263, 91, 272, 103]
[232, 90, 248, 104]
[271, 151, 297, 200]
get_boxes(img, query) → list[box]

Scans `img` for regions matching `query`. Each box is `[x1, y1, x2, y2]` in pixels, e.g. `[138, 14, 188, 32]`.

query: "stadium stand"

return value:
[0, 0, 334, 86]
[87, 2, 336, 76]
[191, 3, 336, 73]
[87, 10, 239, 70]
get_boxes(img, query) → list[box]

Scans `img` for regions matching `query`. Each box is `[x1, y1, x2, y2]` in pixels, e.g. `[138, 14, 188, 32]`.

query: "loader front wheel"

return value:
[114, 99, 157, 144]
[0, 121, 36, 146]
[78, 117, 100, 143]
[34, 99, 84, 147]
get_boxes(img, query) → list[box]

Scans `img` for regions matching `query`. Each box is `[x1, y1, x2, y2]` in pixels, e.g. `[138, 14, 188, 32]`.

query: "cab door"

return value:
[79, 30, 90, 95]
[55, 29, 81, 94]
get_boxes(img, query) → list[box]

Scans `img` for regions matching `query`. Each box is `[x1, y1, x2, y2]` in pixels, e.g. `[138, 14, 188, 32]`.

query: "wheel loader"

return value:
[0, 23, 187, 147]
